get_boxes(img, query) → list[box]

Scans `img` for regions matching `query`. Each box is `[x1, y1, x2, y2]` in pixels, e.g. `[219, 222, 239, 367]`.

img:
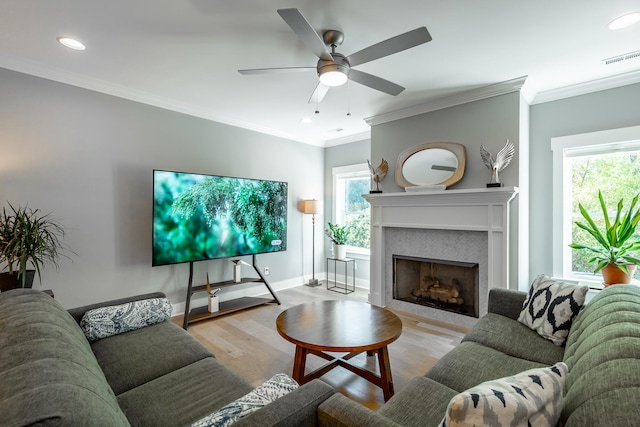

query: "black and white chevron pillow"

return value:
[518, 274, 588, 346]
[439, 362, 568, 427]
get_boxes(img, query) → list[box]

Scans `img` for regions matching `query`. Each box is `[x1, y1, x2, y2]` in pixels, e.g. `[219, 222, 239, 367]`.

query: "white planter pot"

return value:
[333, 244, 347, 260]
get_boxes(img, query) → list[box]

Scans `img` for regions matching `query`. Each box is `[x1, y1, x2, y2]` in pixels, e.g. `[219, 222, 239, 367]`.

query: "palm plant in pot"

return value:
[325, 222, 350, 260]
[569, 191, 640, 285]
[0, 204, 70, 291]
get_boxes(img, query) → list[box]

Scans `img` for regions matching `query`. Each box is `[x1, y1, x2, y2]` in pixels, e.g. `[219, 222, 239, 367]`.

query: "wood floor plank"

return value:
[173, 284, 467, 409]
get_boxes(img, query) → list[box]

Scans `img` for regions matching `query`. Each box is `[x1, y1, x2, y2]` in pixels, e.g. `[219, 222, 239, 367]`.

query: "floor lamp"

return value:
[302, 199, 321, 287]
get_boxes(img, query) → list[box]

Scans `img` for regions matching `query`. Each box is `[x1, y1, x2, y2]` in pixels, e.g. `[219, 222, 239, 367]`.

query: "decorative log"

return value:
[412, 276, 464, 305]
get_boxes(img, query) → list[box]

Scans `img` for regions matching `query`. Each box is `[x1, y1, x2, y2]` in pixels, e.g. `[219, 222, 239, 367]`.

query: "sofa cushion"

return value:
[318, 393, 404, 427]
[425, 341, 548, 392]
[0, 289, 130, 426]
[191, 373, 298, 427]
[80, 297, 172, 341]
[378, 376, 458, 427]
[517, 274, 588, 346]
[91, 320, 214, 395]
[438, 362, 567, 427]
[462, 313, 564, 366]
[117, 357, 254, 426]
[235, 379, 335, 427]
[560, 285, 640, 426]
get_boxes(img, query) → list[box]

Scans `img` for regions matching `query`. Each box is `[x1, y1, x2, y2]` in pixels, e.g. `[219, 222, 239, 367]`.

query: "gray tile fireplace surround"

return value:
[385, 227, 488, 328]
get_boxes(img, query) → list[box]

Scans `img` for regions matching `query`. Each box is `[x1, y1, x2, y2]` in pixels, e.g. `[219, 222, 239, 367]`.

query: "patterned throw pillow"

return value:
[517, 274, 588, 346]
[438, 362, 568, 427]
[80, 297, 173, 341]
[190, 373, 299, 427]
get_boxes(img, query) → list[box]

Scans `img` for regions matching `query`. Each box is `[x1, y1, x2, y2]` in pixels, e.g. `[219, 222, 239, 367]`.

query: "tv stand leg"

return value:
[183, 261, 194, 330]
[253, 254, 281, 305]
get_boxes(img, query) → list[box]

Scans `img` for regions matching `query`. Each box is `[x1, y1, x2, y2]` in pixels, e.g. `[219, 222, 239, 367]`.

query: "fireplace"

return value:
[364, 187, 518, 328]
[393, 255, 479, 318]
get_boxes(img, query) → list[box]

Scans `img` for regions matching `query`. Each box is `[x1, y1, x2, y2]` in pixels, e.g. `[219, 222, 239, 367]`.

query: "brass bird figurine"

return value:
[367, 158, 389, 193]
[480, 139, 515, 186]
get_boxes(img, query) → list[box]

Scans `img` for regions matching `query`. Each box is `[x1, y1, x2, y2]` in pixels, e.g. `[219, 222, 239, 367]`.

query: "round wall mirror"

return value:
[395, 142, 466, 189]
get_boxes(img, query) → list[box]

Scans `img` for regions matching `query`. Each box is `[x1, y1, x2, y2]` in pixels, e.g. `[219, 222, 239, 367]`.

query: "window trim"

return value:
[332, 163, 371, 257]
[551, 125, 640, 282]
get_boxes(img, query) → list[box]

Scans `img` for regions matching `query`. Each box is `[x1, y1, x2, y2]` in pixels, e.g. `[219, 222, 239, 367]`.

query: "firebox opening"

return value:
[393, 255, 479, 318]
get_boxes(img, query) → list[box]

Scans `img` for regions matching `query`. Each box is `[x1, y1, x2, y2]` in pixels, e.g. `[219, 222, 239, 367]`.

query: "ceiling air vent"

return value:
[602, 50, 640, 65]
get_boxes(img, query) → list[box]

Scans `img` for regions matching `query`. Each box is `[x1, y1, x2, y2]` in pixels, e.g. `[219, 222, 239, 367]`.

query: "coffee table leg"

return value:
[293, 345, 308, 384]
[377, 346, 394, 401]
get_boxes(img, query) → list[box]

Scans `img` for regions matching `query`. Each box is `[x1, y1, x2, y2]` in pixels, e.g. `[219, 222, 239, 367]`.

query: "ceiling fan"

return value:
[238, 8, 432, 104]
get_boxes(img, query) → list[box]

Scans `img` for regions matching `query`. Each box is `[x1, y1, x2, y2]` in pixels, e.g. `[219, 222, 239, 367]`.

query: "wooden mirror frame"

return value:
[395, 142, 466, 188]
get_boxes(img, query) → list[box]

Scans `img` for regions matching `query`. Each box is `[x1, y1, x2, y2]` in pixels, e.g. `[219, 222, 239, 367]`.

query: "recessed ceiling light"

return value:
[56, 36, 86, 51]
[301, 117, 312, 124]
[608, 12, 640, 30]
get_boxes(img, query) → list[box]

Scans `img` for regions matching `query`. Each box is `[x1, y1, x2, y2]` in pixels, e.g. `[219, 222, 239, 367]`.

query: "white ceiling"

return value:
[1, 1, 640, 146]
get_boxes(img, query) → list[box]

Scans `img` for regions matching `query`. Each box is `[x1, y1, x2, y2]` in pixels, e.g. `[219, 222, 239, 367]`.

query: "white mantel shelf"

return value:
[363, 187, 519, 314]
[363, 186, 518, 206]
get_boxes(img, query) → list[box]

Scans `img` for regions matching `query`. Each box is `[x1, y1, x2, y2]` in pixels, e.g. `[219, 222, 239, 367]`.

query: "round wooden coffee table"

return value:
[276, 300, 402, 401]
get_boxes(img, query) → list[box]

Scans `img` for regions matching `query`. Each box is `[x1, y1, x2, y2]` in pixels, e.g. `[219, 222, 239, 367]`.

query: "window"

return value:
[333, 163, 370, 256]
[551, 125, 640, 283]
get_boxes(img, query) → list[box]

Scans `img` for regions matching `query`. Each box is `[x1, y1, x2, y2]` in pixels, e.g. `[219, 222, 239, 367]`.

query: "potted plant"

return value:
[569, 191, 640, 285]
[325, 222, 349, 260]
[0, 203, 70, 291]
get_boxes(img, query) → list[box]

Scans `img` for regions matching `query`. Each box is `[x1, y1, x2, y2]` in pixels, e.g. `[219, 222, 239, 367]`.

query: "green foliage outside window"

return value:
[342, 177, 370, 249]
[570, 151, 640, 278]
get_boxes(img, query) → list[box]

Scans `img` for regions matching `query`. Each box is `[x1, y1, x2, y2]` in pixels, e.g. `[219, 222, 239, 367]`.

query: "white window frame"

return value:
[551, 125, 640, 283]
[332, 163, 370, 259]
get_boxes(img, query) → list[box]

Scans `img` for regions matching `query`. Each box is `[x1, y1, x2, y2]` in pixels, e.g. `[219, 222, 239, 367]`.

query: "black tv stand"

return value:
[182, 254, 281, 330]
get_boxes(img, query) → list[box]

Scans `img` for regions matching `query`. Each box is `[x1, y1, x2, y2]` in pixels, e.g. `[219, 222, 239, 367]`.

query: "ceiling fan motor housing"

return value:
[317, 53, 350, 78]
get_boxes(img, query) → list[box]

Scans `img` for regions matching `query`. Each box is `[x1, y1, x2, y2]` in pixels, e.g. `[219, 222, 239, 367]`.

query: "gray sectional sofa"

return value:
[0, 289, 334, 426]
[318, 285, 640, 426]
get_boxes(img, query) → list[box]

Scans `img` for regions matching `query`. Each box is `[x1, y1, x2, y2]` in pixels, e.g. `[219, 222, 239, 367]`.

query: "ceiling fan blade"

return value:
[277, 8, 333, 61]
[238, 67, 315, 75]
[349, 69, 405, 96]
[346, 27, 432, 67]
[308, 83, 330, 104]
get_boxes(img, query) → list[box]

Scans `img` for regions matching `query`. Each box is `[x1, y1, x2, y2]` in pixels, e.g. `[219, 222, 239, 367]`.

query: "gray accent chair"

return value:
[0, 289, 334, 426]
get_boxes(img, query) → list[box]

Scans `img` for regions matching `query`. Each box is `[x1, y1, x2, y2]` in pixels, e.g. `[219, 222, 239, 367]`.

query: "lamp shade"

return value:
[302, 199, 321, 215]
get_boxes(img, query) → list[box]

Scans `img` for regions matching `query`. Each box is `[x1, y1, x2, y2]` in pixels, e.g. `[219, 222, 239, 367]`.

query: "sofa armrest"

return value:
[235, 379, 335, 427]
[487, 288, 527, 320]
[318, 394, 402, 427]
[67, 292, 167, 324]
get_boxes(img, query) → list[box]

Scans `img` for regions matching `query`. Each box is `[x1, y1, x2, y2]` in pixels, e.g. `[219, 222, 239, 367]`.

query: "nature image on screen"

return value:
[153, 170, 288, 266]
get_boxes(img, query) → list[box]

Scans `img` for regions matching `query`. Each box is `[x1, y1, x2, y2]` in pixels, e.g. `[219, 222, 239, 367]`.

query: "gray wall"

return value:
[370, 92, 524, 286]
[0, 68, 324, 310]
[372, 92, 522, 192]
[324, 139, 371, 285]
[529, 82, 640, 278]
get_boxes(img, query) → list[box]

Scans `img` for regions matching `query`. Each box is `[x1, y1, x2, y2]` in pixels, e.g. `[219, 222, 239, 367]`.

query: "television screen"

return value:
[153, 170, 288, 266]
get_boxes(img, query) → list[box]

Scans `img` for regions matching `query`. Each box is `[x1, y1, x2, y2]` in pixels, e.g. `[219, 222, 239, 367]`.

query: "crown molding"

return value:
[364, 76, 527, 127]
[530, 69, 640, 105]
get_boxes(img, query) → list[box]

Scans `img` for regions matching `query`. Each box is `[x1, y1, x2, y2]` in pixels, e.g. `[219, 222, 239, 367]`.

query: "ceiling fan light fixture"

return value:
[318, 61, 349, 87]
[608, 12, 640, 30]
[319, 70, 348, 86]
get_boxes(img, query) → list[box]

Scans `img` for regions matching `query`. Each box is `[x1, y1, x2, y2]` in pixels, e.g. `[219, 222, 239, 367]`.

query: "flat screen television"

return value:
[152, 169, 288, 266]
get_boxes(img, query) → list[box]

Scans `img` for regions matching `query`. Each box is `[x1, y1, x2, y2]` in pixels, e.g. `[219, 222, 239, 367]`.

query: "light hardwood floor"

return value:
[173, 284, 468, 410]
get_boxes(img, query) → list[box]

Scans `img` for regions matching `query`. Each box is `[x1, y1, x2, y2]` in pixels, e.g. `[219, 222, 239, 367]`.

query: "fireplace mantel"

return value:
[363, 187, 519, 311]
